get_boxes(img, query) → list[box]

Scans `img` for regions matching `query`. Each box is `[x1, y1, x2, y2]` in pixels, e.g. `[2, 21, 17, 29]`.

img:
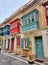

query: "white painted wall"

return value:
[31, 36, 36, 55]
[5, 39, 8, 49]
[42, 33, 48, 57]
[14, 37, 17, 50]
[46, 34, 48, 50]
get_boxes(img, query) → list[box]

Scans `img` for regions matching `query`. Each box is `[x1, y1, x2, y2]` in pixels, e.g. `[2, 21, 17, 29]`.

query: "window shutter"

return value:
[4, 40, 6, 48]
[17, 36, 20, 46]
[46, 8, 48, 17]
[21, 38, 24, 48]
[27, 38, 30, 48]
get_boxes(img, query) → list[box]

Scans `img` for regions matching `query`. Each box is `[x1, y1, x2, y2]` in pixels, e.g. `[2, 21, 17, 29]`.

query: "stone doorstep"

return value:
[34, 59, 48, 65]
[34, 61, 45, 65]
[34, 58, 44, 63]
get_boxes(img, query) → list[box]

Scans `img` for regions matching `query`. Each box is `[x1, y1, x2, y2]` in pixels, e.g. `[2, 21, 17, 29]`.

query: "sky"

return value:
[0, 0, 29, 23]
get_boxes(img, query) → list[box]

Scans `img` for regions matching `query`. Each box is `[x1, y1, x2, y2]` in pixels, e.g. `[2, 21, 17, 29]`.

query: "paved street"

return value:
[0, 52, 47, 65]
[0, 53, 28, 65]
[0, 52, 39, 65]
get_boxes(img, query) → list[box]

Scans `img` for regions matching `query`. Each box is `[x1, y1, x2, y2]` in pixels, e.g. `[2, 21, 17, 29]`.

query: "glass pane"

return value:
[32, 13, 34, 22]
[28, 16, 30, 24]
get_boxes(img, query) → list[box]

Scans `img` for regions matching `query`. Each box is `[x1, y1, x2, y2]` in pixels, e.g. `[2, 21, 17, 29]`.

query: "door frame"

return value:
[11, 38, 14, 51]
[34, 36, 44, 59]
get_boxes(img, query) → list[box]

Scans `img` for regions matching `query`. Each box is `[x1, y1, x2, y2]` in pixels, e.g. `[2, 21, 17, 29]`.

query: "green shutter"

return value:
[21, 38, 24, 48]
[27, 38, 30, 48]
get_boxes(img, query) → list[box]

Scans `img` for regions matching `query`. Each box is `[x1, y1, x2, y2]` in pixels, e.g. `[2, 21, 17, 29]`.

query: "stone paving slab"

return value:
[2, 52, 48, 65]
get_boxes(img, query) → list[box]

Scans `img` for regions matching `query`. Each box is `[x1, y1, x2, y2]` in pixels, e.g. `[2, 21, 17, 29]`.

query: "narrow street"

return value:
[0, 53, 29, 65]
[0, 52, 41, 65]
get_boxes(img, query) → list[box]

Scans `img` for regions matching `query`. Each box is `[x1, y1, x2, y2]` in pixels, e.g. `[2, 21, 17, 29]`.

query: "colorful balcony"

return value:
[21, 9, 39, 32]
[22, 21, 39, 32]
[3, 25, 10, 36]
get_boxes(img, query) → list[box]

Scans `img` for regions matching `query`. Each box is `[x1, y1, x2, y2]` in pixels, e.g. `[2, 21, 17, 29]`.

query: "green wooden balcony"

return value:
[22, 21, 39, 32]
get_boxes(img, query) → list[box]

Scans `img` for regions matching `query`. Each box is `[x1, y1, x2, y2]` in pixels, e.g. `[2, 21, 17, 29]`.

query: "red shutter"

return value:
[11, 38, 14, 51]
[46, 8, 48, 17]
[46, 18, 48, 25]
[45, 8, 48, 25]
[17, 36, 20, 47]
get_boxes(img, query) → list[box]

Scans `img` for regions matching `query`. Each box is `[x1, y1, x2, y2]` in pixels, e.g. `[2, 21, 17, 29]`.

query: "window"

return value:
[25, 38, 30, 48]
[7, 28, 10, 31]
[32, 13, 34, 21]
[10, 23, 17, 29]
[3, 29, 5, 33]
[22, 18, 25, 25]
[45, 5, 48, 16]
[24, 18, 27, 25]
[28, 17, 30, 24]
[30, 15, 32, 23]
[3, 27, 9, 33]
[21, 20, 23, 26]
[22, 20, 24, 26]
[46, 8, 48, 16]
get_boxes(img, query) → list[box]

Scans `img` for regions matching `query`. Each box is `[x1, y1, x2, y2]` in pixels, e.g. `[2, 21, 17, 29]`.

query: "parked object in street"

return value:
[28, 42, 34, 64]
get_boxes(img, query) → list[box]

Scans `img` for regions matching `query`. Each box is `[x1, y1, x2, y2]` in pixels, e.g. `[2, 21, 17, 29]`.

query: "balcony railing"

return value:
[22, 21, 39, 32]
